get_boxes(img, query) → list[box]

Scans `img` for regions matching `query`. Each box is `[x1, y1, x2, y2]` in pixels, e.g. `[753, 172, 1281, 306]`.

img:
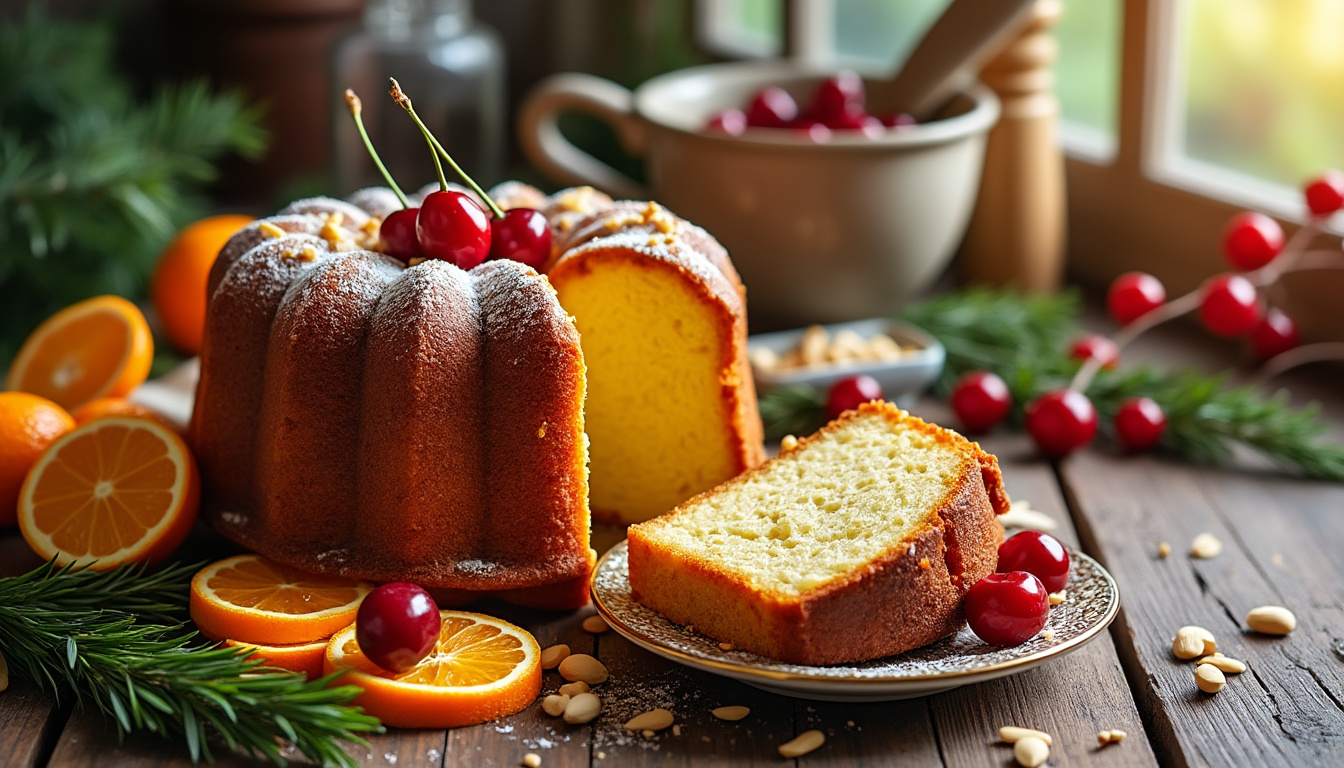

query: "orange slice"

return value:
[224, 638, 328, 680]
[324, 610, 542, 728]
[18, 417, 198, 568]
[6, 296, 153, 412]
[190, 555, 373, 645]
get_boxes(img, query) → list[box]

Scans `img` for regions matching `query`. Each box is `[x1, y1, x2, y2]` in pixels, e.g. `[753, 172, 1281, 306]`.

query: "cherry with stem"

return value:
[344, 89, 409, 208]
[345, 88, 420, 261]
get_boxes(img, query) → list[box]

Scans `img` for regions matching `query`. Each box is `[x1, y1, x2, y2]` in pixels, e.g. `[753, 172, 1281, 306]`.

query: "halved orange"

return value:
[324, 611, 542, 728]
[6, 296, 153, 412]
[224, 638, 328, 680]
[190, 555, 373, 645]
[17, 417, 198, 569]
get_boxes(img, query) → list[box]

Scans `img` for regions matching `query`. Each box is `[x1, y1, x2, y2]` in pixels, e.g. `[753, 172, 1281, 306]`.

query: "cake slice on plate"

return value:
[626, 401, 1010, 666]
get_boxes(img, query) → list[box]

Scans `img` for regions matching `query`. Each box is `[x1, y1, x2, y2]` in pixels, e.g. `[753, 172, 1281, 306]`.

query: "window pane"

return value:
[1055, 0, 1120, 152]
[832, 0, 946, 65]
[697, 0, 783, 58]
[1180, 0, 1344, 187]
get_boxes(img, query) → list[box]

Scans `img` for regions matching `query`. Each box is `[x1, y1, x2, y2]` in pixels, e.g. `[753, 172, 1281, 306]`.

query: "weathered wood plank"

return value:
[0, 680, 64, 768]
[1060, 450, 1344, 767]
[795, 699, 942, 767]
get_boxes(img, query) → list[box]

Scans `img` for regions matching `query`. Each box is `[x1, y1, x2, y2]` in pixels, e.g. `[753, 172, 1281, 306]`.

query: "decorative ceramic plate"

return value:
[591, 541, 1119, 702]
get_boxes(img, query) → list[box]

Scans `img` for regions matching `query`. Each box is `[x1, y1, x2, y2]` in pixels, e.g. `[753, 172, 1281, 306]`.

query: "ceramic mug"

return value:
[518, 60, 999, 327]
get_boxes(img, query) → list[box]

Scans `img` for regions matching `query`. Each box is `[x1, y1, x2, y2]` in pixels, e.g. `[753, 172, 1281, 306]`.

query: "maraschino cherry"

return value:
[997, 531, 1070, 593]
[344, 88, 421, 262]
[356, 582, 441, 673]
[949, 371, 1011, 433]
[965, 571, 1049, 646]
[417, 191, 492, 268]
[826, 374, 883, 420]
[1025, 389, 1097, 457]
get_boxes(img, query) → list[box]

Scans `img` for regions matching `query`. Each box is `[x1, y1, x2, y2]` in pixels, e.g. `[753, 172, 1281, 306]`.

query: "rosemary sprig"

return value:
[757, 287, 1344, 481]
[0, 561, 382, 767]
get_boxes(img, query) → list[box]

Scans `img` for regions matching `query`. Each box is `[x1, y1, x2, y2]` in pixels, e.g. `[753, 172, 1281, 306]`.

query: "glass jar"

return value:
[332, 0, 505, 195]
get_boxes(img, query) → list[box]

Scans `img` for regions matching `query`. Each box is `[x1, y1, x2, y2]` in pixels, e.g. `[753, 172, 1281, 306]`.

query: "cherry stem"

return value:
[390, 78, 449, 192]
[344, 89, 409, 209]
[1069, 219, 1326, 394]
[387, 77, 505, 220]
[1252, 342, 1344, 385]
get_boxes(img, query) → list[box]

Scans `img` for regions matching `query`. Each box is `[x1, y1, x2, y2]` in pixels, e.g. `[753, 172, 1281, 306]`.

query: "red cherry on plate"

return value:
[705, 108, 748, 136]
[792, 121, 832, 142]
[812, 70, 865, 121]
[997, 531, 1070, 593]
[1198, 273, 1262, 338]
[380, 207, 422, 262]
[1222, 212, 1284, 271]
[1115, 396, 1166, 452]
[880, 112, 917, 129]
[1250, 308, 1300, 361]
[355, 582, 441, 673]
[745, 87, 798, 128]
[1303, 170, 1344, 216]
[1069, 333, 1119, 370]
[965, 571, 1050, 646]
[821, 107, 869, 131]
[826, 374, 883, 420]
[1025, 389, 1097, 457]
[1107, 272, 1165, 326]
[949, 371, 1011, 433]
[417, 190, 492, 269]
[489, 207, 551, 270]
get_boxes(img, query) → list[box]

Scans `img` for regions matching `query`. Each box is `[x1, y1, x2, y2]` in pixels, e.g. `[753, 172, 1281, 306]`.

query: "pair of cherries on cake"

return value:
[348, 81, 550, 271]
[705, 70, 916, 138]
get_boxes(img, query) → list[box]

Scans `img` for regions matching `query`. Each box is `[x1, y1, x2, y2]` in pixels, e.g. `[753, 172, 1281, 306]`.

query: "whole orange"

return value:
[152, 214, 254, 354]
[72, 397, 178, 432]
[0, 392, 76, 527]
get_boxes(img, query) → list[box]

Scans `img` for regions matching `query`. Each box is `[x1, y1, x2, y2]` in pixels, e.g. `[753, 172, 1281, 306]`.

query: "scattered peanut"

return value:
[778, 730, 826, 758]
[522, 753, 541, 768]
[541, 694, 570, 717]
[1049, 590, 1067, 606]
[997, 500, 1059, 532]
[563, 692, 601, 724]
[540, 644, 570, 670]
[780, 435, 798, 451]
[1097, 729, 1127, 745]
[1013, 735, 1050, 767]
[1195, 664, 1226, 694]
[1245, 605, 1296, 636]
[624, 709, 674, 732]
[558, 653, 608, 685]
[582, 615, 611, 634]
[558, 680, 590, 697]
[1158, 541, 1171, 558]
[1197, 655, 1247, 674]
[1190, 533, 1223, 559]
[712, 705, 750, 721]
[1173, 626, 1217, 659]
[999, 726, 1053, 746]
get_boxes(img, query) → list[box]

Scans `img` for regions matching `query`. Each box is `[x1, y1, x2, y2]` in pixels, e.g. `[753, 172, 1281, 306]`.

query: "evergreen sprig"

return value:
[0, 561, 381, 767]
[758, 287, 1344, 481]
[0, 8, 267, 364]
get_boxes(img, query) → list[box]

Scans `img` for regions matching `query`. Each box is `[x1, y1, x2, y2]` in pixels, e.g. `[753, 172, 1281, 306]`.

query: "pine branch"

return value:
[0, 562, 381, 767]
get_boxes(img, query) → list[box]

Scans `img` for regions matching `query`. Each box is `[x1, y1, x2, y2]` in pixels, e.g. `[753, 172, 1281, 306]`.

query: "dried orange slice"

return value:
[324, 611, 541, 728]
[18, 417, 198, 568]
[5, 296, 153, 412]
[224, 638, 328, 680]
[190, 555, 373, 645]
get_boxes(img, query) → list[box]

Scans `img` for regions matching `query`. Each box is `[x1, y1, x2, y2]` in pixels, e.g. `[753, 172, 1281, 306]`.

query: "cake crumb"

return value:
[780, 435, 798, 451]
[1049, 591, 1067, 606]
[1271, 553, 1284, 567]
[596, 751, 606, 760]
[717, 642, 734, 651]
[918, 557, 931, 570]
[1158, 541, 1171, 558]
[258, 221, 286, 239]
[1041, 630, 1054, 640]
[846, 720, 855, 727]
[672, 724, 681, 737]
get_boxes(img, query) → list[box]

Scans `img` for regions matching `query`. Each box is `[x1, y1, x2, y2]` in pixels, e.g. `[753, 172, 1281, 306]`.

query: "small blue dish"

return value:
[748, 318, 946, 409]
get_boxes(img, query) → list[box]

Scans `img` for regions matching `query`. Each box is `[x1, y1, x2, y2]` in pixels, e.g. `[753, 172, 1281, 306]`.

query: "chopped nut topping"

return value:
[258, 221, 286, 239]
[780, 435, 798, 451]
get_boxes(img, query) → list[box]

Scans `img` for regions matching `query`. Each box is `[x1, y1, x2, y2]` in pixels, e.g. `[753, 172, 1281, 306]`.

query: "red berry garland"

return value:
[1107, 272, 1165, 326]
[950, 371, 1011, 433]
[1222, 212, 1284, 271]
[1115, 397, 1166, 452]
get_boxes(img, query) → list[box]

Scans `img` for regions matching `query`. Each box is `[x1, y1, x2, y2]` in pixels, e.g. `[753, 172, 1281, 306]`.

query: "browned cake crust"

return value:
[192, 195, 593, 609]
[627, 402, 1007, 666]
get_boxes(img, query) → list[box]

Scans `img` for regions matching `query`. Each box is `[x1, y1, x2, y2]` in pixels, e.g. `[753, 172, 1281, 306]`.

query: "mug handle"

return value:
[518, 73, 650, 200]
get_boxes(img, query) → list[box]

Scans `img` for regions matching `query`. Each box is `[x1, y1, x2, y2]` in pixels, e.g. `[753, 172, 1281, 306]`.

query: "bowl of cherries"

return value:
[520, 60, 1000, 326]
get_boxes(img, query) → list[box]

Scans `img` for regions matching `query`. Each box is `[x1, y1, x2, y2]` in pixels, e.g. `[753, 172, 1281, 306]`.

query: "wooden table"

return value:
[3, 323, 1342, 768]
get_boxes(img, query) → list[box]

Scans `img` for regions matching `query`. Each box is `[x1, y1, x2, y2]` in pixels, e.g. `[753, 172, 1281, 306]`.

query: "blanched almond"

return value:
[558, 654, 608, 685]
[582, 615, 611, 634]
[1245, 605, 1296, 636]
[999, 726, 1053, 746]
[563, 692, 601, 724]
[540, 644, 570, 670]
[1197, 655, 1247, 674]
[779, 730, 825, 758]
[624, 709, 674, 732]
[1190, 533, 1222, 558]
[541, 694, 569, 717]
[1014, 735, 1050, 767]
[1195, 664, 1226, 694]
[558, 680, 590, 697]
[712, 706, 750, 721]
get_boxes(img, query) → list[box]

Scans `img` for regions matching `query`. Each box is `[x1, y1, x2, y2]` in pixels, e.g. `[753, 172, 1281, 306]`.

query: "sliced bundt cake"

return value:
[546, 199, 764, 525]
[626, 401, 1009, 665]
[191, 195, 593, 610]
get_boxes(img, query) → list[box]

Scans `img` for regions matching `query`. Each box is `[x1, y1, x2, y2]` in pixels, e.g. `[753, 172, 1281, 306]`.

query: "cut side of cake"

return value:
[626, 401, 1010, 666]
